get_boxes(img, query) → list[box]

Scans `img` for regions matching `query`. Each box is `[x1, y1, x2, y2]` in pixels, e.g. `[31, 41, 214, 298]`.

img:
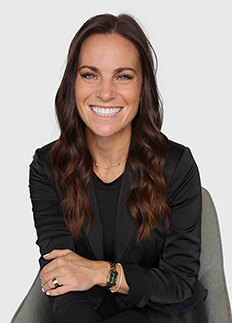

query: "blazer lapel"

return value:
[83, 178, 105, 260]
[83, 166, 136, 262]
[113, 166, 136, 263]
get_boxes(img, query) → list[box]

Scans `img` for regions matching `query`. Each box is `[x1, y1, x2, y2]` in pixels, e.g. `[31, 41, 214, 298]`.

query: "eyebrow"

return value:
[77, 65, 137, 75]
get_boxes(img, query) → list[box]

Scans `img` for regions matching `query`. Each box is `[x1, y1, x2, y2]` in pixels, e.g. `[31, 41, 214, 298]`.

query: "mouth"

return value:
[90, 106, 122, 117]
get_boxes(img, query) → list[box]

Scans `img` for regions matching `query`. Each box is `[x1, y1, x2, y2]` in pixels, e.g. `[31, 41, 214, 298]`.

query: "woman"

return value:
[30, 13, 208, 322]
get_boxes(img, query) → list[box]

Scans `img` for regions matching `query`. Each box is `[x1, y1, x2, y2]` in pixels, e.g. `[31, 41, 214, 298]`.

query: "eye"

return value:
[81, 73, 97, 80]
[118, 74, 133, 81]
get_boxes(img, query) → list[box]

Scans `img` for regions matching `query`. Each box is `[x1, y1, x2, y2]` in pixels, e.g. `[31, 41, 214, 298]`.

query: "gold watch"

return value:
[105, 262, 118, 289]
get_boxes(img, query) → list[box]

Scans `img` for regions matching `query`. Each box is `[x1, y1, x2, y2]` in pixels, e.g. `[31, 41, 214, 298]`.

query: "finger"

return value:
[41, 250, 72, 279]
[41, 271, 58, 290]
[45, 284, 71, 297]
[43, 249, 72, 260]
[41, 253, 72, 286]
[40, 258, 58, 280]
[42, 276, 62, 293]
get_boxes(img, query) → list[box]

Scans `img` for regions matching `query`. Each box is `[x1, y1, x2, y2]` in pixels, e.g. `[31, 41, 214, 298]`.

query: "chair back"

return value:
[199, 188, 232, 323]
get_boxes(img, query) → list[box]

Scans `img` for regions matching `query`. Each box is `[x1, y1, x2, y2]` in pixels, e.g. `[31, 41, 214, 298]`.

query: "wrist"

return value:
[105, 262, 118, 289]
[93, 261, 126, 294]
[110, 263, 123, 293]
[94, 261, 111, 287]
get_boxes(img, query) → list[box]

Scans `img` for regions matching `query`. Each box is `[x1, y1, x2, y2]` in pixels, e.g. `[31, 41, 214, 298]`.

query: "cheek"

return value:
[130, 95, 140, 120]
[75, 90, 86, 121]
[75, 85, 88, 112]
[129, 90, 141, 112]
[75, 82, 95, 108]
[75, 84, 84, 104]
[131, 104, 139, 121]
[129, 81, 142, 102]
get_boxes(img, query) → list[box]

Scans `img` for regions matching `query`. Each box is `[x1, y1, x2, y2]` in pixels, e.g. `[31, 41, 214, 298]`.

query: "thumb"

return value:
[43, 249, 72, 259]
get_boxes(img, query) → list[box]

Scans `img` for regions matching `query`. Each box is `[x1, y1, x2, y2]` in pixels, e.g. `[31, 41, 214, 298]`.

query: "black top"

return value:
[93, 172, 123, 260]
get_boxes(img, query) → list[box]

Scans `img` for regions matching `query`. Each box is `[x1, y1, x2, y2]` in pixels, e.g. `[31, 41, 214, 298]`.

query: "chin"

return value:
[95, 131, 117, 138]
[91, 126, 117, 138]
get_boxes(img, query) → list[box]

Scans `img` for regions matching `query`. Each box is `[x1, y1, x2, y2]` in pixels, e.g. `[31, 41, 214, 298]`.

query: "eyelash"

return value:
[80, 73, 133, 81]
[118, 74, 133, 80]
[81, 73, 97, 79]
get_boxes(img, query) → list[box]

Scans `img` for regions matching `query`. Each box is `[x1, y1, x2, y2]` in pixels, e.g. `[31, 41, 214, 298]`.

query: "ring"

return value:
[52, 277, 60, 288]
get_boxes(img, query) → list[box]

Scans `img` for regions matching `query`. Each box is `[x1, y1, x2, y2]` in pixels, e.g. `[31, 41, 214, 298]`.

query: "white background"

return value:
[1, 1, 231, 321]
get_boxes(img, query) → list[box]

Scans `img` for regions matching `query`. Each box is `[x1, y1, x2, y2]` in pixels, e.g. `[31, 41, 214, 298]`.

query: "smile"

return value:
[91, 106, 121, 116]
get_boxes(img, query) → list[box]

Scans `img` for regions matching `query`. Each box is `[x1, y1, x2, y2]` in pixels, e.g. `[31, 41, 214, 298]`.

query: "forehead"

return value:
[78, 33, 141, 69]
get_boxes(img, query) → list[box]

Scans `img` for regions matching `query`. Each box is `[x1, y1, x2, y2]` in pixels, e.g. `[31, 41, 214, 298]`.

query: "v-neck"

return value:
[93, 172, 123, 260]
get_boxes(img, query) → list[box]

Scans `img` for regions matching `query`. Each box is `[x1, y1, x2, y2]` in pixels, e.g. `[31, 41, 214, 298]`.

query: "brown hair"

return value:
[51, 13, 170, 242]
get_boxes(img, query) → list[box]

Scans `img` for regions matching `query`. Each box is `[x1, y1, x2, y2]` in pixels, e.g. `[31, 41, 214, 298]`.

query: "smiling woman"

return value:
[30, 13, 208, 323]
[75, 33, 142, 164]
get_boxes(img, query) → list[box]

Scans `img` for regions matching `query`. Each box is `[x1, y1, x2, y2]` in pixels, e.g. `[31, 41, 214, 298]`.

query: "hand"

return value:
[40, 249, 107, 296]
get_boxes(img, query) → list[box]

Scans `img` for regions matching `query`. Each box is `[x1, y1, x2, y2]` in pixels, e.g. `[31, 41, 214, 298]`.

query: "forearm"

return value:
[41, 250, 129, 296]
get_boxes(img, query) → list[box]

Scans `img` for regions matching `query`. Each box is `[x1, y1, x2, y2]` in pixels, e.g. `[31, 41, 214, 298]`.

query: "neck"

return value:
[85, 126, 131, 182]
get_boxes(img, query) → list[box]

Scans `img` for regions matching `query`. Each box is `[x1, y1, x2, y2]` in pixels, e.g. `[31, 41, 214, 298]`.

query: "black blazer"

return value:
[29, 140, 208, 322]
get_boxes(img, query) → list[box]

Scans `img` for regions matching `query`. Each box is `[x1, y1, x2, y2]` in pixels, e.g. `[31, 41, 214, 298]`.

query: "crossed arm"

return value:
[40, 249, 129, 296]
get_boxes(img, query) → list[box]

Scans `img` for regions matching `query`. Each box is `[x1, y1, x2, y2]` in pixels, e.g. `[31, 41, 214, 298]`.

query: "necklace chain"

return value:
[93, 157, 127, 169]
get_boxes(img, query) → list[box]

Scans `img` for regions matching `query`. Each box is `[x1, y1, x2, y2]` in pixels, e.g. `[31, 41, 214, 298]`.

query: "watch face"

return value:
[109, 271, 118, 286]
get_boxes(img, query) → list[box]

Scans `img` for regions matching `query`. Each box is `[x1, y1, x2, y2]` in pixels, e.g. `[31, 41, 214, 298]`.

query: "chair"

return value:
[10, 188, 232, 323]
[198, 188, 232, 322]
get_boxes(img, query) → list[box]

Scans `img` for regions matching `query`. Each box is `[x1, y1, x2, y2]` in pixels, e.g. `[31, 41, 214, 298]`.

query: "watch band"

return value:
[105, 261, 118, 289]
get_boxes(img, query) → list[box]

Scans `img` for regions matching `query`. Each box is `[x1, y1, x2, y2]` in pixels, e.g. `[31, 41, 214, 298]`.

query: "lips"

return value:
[90, 106, 121, 117]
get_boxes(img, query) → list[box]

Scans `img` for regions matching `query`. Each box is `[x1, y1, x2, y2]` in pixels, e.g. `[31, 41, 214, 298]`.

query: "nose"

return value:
[96, 79, 116, 102]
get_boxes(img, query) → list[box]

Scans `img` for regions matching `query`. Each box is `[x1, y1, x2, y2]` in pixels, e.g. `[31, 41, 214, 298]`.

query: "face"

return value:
[75, 33, 142, 140]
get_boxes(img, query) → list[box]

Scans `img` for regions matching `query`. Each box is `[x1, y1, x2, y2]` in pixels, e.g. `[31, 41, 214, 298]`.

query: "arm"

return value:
[29, 145, 75, 269]
[40, 249, 129, 296]
[30, 145, 129, 297]
[122, 147, 204, 308]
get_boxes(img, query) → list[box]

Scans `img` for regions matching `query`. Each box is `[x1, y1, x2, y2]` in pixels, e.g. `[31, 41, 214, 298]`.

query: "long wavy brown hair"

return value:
[51, 13, 170, 243]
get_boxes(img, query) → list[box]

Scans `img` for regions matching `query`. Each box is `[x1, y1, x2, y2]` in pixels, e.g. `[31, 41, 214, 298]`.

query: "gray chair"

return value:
[11, 188, 232, 323]
[199, 188, 232, 322]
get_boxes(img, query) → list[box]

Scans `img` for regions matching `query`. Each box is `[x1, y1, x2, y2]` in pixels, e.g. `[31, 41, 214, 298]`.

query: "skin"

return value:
[76, 32, 143, 183]
[40, 33, 143, 297]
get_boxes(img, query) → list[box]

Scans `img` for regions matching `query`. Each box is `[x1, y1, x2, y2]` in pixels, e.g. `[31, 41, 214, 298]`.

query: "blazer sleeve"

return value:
[29, 145, 75, 269]
[122, 146, 203, 308]
[29, 146, 94, 318]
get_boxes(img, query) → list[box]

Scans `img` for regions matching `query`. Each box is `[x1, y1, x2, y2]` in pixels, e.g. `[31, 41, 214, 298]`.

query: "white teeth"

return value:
[91, 106, 121, 116]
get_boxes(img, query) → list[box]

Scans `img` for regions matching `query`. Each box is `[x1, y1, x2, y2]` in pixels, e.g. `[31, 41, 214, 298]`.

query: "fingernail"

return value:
[43, 253, 50, 257]
[46, 291, 50, 296]
[42, 287, 45, 293]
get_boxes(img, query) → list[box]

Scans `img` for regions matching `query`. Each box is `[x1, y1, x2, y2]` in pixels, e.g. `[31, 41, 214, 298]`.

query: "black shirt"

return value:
[93, 172, 123, 260]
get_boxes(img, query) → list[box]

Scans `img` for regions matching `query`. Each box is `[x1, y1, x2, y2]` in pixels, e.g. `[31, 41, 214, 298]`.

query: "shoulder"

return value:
[164, 140, 199, 188]
[168, 140, 186, 158]
[164, 140, 202, 229]
[34, 140, 57, 161]
[31, 140, 57, 166]
[165, 140, 189, 173]
[30, 140, 57, 177]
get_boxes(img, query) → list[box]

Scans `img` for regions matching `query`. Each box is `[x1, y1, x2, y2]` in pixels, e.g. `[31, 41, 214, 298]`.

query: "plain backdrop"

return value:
[1, 1, 231, 321]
